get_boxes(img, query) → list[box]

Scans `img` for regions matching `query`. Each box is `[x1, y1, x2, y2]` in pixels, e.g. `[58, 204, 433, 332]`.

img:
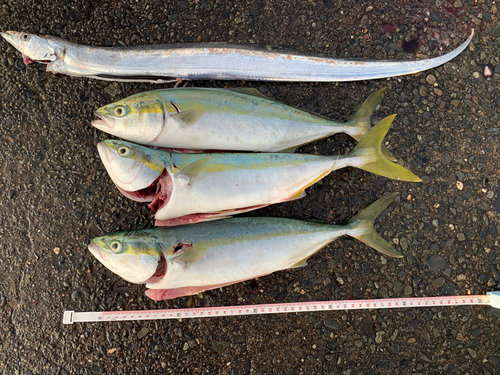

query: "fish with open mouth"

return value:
[92, 87, 395, 156]
[97, 115, 420, 226]
[1, 30, 473, 83]
[88, 193, 402, 300]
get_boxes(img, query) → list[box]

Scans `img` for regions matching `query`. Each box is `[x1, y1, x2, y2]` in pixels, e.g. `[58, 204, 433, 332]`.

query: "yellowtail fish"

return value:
[92, 87, 392, 153]
[97, 115, 420, 226]
[88, 193, 402, 300]
[1, 30, 473, 83]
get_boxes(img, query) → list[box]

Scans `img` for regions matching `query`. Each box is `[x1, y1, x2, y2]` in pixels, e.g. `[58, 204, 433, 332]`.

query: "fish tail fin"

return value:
[347, 192, 402, 258]
[350, 115, 421, 182]
[346, 87, 395, 161]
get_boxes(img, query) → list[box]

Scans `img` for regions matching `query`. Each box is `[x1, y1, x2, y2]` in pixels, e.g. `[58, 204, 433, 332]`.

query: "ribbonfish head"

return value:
[88, 231, 167, 284]
[0, 30, 60, 65]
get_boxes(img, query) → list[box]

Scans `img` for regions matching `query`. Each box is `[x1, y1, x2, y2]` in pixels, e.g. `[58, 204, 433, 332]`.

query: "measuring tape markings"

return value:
[63, 292, 500, 324]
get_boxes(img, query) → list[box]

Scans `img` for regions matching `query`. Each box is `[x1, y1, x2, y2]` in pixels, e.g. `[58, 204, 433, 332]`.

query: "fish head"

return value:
[89, 231, 167, 284]
[93, 92, 167, 143]
[1, 31, 59, 65]
[97, 140, 165, 192]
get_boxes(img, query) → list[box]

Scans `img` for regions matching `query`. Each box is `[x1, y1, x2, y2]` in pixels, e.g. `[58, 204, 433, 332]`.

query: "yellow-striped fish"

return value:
[92, 87, 389, 153]
[97, 115, 420, 226]
[89, 193, 402, 300]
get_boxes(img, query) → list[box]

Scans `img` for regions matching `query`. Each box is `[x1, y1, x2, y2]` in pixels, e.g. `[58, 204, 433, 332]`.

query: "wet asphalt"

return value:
[0, 1, 499, 374]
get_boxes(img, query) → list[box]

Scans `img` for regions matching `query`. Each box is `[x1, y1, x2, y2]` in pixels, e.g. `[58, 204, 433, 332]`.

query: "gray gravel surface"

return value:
[1, 1, 499, 374]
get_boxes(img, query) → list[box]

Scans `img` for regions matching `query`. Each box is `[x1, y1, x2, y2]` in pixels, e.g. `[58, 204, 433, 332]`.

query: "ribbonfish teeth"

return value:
[92, 87, 394, 157]
[88, 193, 403, 300]
[1, 30, 473, 83]
[97, 115, 421, 226]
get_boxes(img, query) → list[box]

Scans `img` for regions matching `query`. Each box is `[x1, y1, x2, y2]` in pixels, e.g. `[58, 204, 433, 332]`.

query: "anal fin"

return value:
[289, 259, 308, 268]
[282, 189, 307, 203]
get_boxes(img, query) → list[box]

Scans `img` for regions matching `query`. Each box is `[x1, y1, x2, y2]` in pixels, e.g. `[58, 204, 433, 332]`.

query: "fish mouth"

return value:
[97, 142, 115, 164]
[88, 242, 109, 261]
[145, 253, 167, 284]
[92, 113, 113, 130]
[1, 31, 54, 65]
[1, 31, 18, 49]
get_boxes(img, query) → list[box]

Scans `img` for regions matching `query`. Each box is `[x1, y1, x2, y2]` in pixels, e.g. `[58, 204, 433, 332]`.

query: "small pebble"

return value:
[53, 247, 60, 255]
[137, 327, 150, 339]
[484, 66, 492, 78]
[393, 281, 403, 293]
[427, 255, 445, 272]
[456, 181, 463, 190]
[426, 75, 436, 84]
[433, 277, 445, 288]
[457, 233, 466, 241]
[324, 319, 340, 330]
[457, 274, 466, 281]
[375, 331, 385, 344]
[441, 153, 452, 164]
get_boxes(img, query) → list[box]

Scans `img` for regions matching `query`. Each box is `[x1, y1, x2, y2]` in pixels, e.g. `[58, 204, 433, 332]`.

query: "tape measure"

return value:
[63, 291, 500, 324]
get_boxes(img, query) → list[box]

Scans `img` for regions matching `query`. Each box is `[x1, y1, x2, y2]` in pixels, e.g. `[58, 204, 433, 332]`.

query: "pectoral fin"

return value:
[178, 156, 213, 183]
[171, 243, 209, 264]
[171, 109, 206, 127]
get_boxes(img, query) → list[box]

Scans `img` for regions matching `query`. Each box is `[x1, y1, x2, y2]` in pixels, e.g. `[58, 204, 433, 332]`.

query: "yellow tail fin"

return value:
[347, 87, 395, 161]
[351, 115, 421, 182]
[348, 192, 402, 258]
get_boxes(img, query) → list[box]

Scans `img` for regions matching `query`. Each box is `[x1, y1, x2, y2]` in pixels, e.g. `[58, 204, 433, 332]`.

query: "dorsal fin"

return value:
[227, 87, 267, 98]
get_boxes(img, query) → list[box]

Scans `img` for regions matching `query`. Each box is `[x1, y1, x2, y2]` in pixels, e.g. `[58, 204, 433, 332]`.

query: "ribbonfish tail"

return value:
[88, 193, 402, 300]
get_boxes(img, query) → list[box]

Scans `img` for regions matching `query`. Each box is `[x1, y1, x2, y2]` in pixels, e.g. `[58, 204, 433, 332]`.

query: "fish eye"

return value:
[110, 241, 122, 253]
[22, 33, 31, 42]
[114, 106, 126, 117]
[117, 146, 130, 157]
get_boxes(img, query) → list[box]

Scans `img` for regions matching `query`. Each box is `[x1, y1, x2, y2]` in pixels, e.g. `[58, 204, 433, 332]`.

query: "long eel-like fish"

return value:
[1, 30, 473, 83]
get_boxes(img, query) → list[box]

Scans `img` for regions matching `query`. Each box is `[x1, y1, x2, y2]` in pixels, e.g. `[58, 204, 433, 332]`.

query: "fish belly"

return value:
[155, 158, 335, 220]
[156, 112, 334, 151]
[148, 230, 337, 290]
